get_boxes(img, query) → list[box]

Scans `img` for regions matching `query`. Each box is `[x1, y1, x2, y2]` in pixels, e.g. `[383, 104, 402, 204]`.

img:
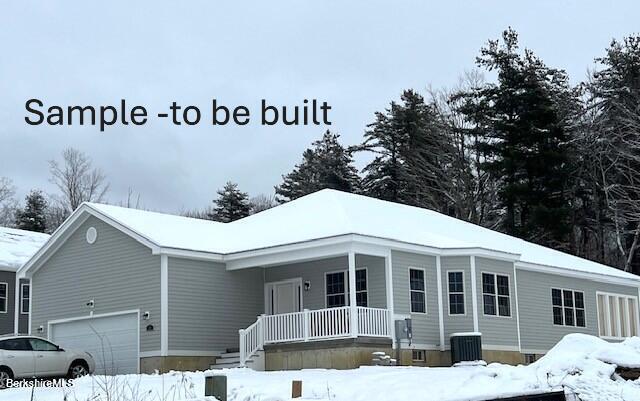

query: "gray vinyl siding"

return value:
[475, 257, 518, 348]
[168, 258, 264, 351]
[441, 256, 474, 341]
[517, 268, 639, 352]
[392, 251, 440, 346]
[264, 254, 386, 310]
[18, 278, 29, 334]
[31, 216, 161, 352]
[0, 270, 16, 335]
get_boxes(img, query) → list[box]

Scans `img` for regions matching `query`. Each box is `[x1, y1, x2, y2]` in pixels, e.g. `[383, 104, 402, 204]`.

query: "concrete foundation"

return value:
[140, 355, 218, 373]
[265, 337, 392, 371]
[138, 347, 529, 373]
[482, 349, 525, 365]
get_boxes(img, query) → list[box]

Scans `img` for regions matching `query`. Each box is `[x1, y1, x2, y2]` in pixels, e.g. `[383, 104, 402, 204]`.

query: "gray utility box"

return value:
[450, 332, 482, 364]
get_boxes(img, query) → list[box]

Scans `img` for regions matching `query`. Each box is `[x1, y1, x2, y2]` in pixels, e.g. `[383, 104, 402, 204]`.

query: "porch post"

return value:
[384, 250, 395, 342]
[348, 250, 358, 337]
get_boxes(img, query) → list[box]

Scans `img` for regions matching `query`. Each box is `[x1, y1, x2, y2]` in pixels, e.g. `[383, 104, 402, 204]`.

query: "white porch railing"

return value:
[239, 306, 391, 367]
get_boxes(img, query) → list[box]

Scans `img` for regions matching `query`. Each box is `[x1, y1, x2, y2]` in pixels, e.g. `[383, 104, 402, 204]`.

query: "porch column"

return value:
[384, 250, 395, 343]
[348, 250, 358, 337]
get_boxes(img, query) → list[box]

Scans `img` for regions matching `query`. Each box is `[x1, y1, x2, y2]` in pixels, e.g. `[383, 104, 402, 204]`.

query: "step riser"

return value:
[209, 350, 261, 370]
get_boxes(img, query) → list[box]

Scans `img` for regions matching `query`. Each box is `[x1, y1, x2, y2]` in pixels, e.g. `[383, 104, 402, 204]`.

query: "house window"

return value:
[412, 349, 426, 362]
[0, 283, 7, 313]
[326, 272, 346, 308]
[409, 268, 426, 313]
[482, 273, 511, 317]
[552, 288, 585, 328]
[355, 269, 368, 307]
[325, 268, 368, 308]
[597, 292, 638, 339]
[20, 284, 30, 314]
[447, 271, 465, 315]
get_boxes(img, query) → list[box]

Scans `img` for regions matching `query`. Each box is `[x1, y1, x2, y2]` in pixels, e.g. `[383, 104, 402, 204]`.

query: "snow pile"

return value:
[0, 227, 50, 271]
[4, 334, 640, 401]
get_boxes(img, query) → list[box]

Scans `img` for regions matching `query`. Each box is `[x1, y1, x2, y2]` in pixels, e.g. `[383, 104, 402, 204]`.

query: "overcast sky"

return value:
[1, 1, 639, 213]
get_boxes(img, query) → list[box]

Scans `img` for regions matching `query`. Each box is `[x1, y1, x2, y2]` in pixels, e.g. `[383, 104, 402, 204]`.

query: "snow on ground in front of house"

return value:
[0, 226, 50, 271]
[5, 334, 640, 401]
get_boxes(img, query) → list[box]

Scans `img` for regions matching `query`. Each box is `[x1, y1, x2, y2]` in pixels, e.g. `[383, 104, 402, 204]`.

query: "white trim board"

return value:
[469, 256, 479, 332]
[435, 256, 445, 351]
[161, 255, 169, 356]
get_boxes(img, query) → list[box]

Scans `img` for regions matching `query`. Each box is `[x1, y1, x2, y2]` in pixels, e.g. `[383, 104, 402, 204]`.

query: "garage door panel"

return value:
[50, 313, 138, 374]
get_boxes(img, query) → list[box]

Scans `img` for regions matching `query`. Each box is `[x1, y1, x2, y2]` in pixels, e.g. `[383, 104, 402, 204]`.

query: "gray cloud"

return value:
[1, 0, 638, 212]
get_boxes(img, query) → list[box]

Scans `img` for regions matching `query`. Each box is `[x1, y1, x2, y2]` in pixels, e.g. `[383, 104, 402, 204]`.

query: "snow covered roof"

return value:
[89, 203, 228, 254]
[84, 189, 640, 282]
[0, 227, 50, 271]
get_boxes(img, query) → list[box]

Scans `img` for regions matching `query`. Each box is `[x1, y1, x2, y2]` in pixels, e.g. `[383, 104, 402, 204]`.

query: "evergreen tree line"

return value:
[271, 29, 640, 274]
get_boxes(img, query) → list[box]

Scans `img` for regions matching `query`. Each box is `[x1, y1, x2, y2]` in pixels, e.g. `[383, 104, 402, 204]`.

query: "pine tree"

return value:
[209, 182, 251, 222]
[457, 28, 576, 248]
[15, 190, 48, 232]
[275, 131, 360, 202]
[359, 90, 453, 210]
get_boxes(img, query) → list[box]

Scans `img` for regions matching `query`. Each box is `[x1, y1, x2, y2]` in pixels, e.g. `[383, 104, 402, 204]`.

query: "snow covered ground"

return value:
[4, 334, 640, 401]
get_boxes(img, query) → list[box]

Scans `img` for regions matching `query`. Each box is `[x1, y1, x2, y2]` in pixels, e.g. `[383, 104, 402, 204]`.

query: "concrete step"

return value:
[219, 352, 239, 358]
[210, 362, 240, 369]
[216, 356, 240, 364]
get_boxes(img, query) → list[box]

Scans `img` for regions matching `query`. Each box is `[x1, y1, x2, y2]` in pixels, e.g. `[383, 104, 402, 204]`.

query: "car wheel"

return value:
[68, 361, 89, 379]
[0, 368, 13, 389]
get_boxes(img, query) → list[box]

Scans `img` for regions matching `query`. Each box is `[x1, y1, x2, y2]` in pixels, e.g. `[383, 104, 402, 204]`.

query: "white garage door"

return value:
[50, 312, 139, 374]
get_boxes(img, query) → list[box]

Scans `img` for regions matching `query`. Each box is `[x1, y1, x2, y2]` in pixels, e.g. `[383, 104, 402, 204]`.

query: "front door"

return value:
[267, 279, 302, 314]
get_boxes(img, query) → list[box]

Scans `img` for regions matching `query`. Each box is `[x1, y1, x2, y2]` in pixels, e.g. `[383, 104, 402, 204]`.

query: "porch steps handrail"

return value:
[239, 317, 263, 368]
[239, 306, 391, 367]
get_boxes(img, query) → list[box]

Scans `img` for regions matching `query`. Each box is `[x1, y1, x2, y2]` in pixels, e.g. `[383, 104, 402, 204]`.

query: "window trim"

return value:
[0, 282, 7, 314]
[355, 267, 369, 308]
[20, 283, 30, 315]
[550, 287, 587, 329]
[596, 291, 638, 340]
[408, 267, 427, 315]
[481, 272, 512, 318]
[324, 267, 368, 308]
[446, 270, 466, 316]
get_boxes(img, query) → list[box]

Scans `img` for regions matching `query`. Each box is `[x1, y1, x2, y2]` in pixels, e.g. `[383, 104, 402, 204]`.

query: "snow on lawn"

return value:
[5, 334, 640, 401]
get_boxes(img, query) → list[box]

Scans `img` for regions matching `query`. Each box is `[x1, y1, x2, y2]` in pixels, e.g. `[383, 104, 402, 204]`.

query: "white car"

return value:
[0, 336, 95, 387]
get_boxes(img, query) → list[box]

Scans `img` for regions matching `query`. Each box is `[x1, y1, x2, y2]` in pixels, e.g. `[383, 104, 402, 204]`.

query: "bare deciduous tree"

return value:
[0, 177, 17, 227]
[0, 177, 14, 204]
[249, 194, 276, 215]
[598, 101, 640, 272]
[430, 71, 501, 227]
[49, 148, 109, 217]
